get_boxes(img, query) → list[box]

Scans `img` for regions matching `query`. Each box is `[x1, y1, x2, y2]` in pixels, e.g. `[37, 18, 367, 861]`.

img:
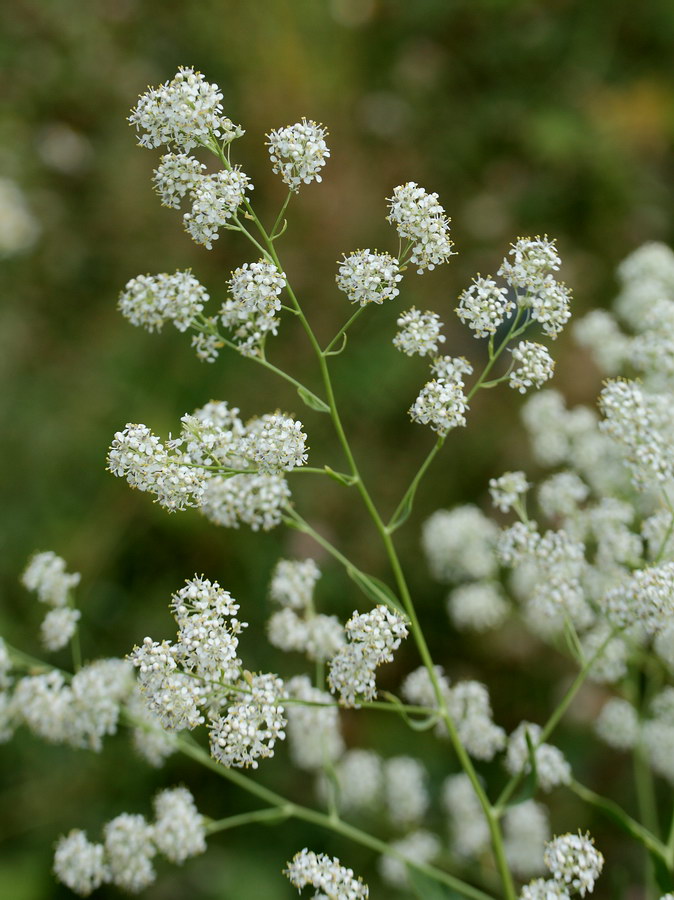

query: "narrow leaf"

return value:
[387, 484, 418, 533]
[297, 385, 330, 414]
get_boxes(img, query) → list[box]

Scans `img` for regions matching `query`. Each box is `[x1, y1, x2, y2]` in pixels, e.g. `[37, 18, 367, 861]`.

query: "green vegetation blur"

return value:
[2, 0, 674, 897]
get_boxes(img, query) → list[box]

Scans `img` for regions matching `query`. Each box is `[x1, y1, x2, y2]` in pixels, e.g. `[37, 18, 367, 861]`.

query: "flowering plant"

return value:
[4, 65, 674, 900]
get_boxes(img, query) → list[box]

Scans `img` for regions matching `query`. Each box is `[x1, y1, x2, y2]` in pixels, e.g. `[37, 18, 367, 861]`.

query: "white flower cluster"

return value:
[497, 236, 571, 338]
[53, 786, 205, 896]
[336, 249, 402, 305]
[321, 748, 383, 816]
[183, 167, 253, 248]
[387, 182, 454, 273]
[542, 832, 604, 897]
[504, 800, 550, 878]
[267, 558, 344, 662]
[219, 260, 286, 358]
[442, 773, 490, 858]
[393, 308, 445, 357]
[595, 697, 639, 750]
[22, 551, 82, 652]
[615, 242, 674, 330]
[129, 66, 243, 152]
[599, 378, 674, 490]
[489, 470, 530, 513]
[152, 152, 205, 208]
[505, 722, 572, 792]
[285, 675, 344, 771]
[22, 551, 80, 607]
[573, 309, 630, 375]
[328, 604, 408, 707]
[603, 562, 674, 636]
[267, 119, 330, 191]
[109, 400, 307, 526]
[8, 659, 133, 751]
[129, 575, 286, 770]
[284, 849, 368, 899]
[457, 275, 514, 337]
[447, 581, 509, 631]
[379, 830, 441, 888]
[118, 271, 208, 333]
[409, 355, 471, 436]
[209, 671, 286, 769]
[422, 505, 499, 583]
[509, 341, 555, 393]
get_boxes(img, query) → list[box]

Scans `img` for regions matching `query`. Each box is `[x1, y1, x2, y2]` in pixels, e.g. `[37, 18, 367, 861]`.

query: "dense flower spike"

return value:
[285, 849, 368, 898]
[118, 271, 208, 333]
[267, 119, 330, 191]
[129, 66, 244, 151]
[543, 832, 604, 897]
[336, 250, 402, 305]
[387, 182, 454, 272]
[457, 275, 514, 337]
[393, 308, 445, 356]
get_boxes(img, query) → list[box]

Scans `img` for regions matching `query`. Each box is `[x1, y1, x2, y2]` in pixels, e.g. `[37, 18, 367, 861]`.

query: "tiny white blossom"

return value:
[267, 119, 330, 191]
[228, 260, 286, 315]
[200, 472, 291, 531]
[442, 774, 490, 858]
[509, 341, 555, 393]
[241, 412, 308, 473]
[573, 309, 630, 375]
[489, 470, 530, 513]
[285, 849, 368, 898]
[543, 832, 603, 897]
[270, 558, 321, 610]
[393, 307, 445, 356]
[504, 800, 550, 878]
[285, 675, 344, 771]
[457, 275, 513, 337]
[538, 472, 589, 520]
[422, 505, 499, 582]
[336, 249, 402, 305]
[384, 756, 429, 827]
[520, 878, 571, 900]
[387, 182, 454, 273]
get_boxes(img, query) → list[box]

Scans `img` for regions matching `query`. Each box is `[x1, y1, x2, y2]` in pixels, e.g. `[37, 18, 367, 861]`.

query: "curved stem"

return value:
[177, 736, 495, 900]
[324, 306, 366, 355]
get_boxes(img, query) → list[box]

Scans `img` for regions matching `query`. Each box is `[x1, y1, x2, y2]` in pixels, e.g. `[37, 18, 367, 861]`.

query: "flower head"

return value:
[267, 119, 330, 191]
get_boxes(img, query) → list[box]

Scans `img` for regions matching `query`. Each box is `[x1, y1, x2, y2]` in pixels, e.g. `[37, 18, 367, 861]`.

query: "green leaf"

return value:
[296, 385, 330, 414]
[346, 567, 406, 616]
[387, 484, 418, 533]
[407, 868, 462, 899]
[323, 466, 357, 487]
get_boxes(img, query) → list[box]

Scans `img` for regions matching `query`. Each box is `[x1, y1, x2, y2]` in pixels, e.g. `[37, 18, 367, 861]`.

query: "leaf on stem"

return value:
[387, 484, 418, 533]
[297, 385, 331, 414]
[346, 567, 406, 616]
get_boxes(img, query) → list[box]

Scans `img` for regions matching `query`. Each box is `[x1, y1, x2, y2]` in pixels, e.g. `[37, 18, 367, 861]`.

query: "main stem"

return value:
[243, 199, 516, 900]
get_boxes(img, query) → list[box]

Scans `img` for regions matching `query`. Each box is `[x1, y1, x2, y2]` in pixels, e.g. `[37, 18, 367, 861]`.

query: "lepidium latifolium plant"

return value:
[5, 65, 674, 899]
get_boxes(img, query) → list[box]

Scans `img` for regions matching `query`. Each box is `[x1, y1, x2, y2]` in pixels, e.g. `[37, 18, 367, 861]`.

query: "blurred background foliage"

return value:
[1, 0, 674, 896]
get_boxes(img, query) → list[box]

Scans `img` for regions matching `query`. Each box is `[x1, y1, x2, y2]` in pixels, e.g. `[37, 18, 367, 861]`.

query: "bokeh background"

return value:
[2, 0, 674, 897]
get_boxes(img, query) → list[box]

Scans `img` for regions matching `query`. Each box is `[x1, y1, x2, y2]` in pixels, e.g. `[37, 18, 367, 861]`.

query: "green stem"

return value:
[177, 737, 495, 900]
[324, 306, 366, 355]
[387, 436, 444, 532]
[206, 806, 293, 835]
[270, 191, 293, 240]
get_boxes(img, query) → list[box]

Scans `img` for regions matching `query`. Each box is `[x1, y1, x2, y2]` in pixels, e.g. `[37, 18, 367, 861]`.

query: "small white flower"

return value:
[152, 787, 206, 864]
[118, 271, 208, 333]
[104, 813, 156, 893]
[22, 551, 80, 607]
[40, 607, 81, 652]
[183, 168, 253, 248]
[285, 848, 368, 898]
[152, 153, 205, 208]
[53, 830, 109, 896]
[410, 378, 468, 435]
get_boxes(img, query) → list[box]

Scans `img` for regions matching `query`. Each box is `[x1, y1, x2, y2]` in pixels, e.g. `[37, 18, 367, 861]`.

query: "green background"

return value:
[2, 0, 674, 896]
